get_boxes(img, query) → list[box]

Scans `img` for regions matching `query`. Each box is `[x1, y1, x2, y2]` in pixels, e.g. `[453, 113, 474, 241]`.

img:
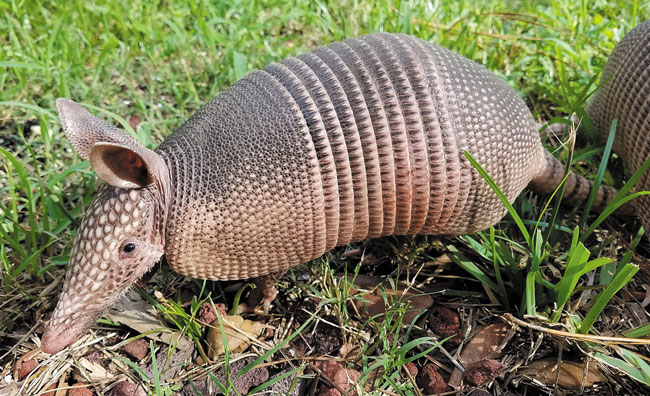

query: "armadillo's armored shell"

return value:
[586, 20, 650, 231]
[157, 33, 544, 281]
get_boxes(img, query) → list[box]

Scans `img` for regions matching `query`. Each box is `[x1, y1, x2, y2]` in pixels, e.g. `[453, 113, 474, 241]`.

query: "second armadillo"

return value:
[587, 20, 650, 233]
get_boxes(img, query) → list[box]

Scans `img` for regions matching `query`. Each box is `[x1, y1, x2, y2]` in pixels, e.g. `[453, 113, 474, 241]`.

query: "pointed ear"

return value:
[89, 143, 166, 189]
[56, 98, 140, 161]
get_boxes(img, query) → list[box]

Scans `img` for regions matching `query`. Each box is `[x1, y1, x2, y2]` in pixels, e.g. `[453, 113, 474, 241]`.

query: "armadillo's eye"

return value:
[123, 243, 136, 253]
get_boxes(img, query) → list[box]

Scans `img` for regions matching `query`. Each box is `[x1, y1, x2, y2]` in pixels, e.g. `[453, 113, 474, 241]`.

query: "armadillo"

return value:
[586, 20, 650, 232]
[40, 33, 616, 354]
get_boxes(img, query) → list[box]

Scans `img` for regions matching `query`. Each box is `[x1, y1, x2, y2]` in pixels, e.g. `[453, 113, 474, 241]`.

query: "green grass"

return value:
[2, 0, 650, 394]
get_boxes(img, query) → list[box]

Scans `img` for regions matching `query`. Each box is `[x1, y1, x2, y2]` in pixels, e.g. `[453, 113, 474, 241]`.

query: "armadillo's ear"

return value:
[89, 143, 166, 189]
[56, 98, 140, 161]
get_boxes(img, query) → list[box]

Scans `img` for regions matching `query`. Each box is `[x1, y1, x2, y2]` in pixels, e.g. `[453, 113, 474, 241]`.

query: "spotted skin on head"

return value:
[41, 100, 169, 354]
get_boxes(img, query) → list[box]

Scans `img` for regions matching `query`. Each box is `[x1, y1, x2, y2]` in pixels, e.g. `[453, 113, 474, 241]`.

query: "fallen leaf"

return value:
[520, 359, 606, 389]
[105, 289, 193, 351]
[0, 383, 20, 396]
[449, 323, 513, 389]
[206, 314, 264, 358]
[77, 356, 114, 382]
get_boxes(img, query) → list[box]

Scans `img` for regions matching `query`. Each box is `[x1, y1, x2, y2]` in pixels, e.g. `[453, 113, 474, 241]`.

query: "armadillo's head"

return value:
[41, 99, 171, 354]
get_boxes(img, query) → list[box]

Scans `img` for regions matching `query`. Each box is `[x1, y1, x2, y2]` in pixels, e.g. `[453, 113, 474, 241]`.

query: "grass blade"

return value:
[111, 356, 151, 382]
[0, 147, 39, 264]
[582, 154, 650, 240]
[579, 263, 639, 334]
[247, 365, 304, 394]
[593, 349, 650, 386]
[446, 244, 500, 293]
[624, 323, 650, 338]
[579, 119, 617, 228]
[150, 340, 162, 395]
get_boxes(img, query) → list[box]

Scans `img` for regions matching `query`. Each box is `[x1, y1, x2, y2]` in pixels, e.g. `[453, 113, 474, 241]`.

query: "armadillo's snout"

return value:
[41, 269, 111, 353]
[41, 310, 95, 354]
[41, 186, 165, 354]
[41, 327, 75, 354]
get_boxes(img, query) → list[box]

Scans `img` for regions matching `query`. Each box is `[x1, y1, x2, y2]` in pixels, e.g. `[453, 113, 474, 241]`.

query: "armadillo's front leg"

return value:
[244, 271, 287, 312]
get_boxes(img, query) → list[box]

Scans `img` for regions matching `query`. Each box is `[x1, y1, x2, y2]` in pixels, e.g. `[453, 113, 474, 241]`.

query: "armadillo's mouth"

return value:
[40, 255, 163, 354]
[41, 325, 79, 354]
[41, 313, 96, 354]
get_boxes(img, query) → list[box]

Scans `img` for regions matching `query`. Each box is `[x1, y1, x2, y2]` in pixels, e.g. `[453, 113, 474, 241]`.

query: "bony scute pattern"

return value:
[159, 71, 325, 281]
[157, 33, 607, 281]
[43, 184, 161, 352]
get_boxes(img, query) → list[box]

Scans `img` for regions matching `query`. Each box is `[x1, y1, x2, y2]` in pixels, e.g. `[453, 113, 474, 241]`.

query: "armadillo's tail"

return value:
[527, 150, 636, 216]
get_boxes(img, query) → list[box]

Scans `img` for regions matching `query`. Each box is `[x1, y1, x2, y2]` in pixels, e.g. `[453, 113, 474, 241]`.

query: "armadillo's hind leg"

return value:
[528, 150, 635, 215]
[243, 271, 287, 313]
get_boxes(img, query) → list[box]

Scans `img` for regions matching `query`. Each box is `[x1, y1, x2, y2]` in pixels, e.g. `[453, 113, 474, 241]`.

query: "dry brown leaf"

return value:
[338, 342, 361, 360]
[77, 356, 114, 382]
[449, 322, 512, 389]
[0, 382, 20, 396]
[206, 314, 264, 358]
[520, 359, 606, 389]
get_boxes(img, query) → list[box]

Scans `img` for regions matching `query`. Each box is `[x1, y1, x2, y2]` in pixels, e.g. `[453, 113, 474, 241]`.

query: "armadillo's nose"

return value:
[41, 323, 84, 354]
[41, 298, 98, 354]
